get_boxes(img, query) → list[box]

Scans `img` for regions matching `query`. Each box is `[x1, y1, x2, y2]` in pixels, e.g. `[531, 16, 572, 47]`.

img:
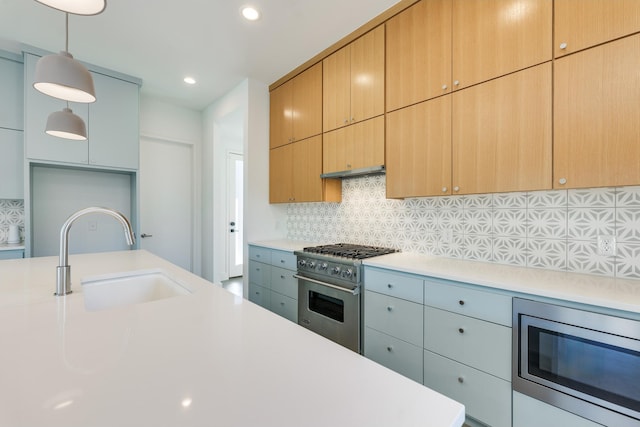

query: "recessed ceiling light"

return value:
[184, 77, 196, 85]
[241, 6, 260, 21]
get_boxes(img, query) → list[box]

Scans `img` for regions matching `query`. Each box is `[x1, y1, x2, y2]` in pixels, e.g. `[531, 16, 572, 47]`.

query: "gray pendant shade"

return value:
[33, 51, 96, 103]
[45, 107, 87, 140]
[35, 0, 106, 15]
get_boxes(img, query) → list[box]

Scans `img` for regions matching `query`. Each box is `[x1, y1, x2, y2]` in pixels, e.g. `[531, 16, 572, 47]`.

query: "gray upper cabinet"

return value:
[0, 128, 24, 199]
[24, 52, 139, 170]
[0, 54, 23, 131]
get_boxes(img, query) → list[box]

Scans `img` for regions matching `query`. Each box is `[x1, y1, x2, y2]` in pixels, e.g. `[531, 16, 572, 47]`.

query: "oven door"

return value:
[513, 298, 640, 427]
[295, 274, 361, 353]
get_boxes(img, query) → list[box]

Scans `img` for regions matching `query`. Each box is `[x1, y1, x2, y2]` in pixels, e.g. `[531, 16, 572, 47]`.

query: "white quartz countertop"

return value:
[0, 242, 25, 251]
[364, 252, 640, 316]
[249, 239, 318, 252]
[0, 250, 464, 427]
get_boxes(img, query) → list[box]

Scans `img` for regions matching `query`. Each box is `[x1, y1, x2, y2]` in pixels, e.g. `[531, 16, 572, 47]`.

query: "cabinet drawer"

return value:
[248, 260, 271, 288]
[513, 391, 604, 427]
[248, 283, 270, 309]
[0, 249, 24, 260]
[424, 278, 512, 326]
[365, 267, 423, 303]
[270, 249, 297, 270]
[365, 327, 423, 383]
[270, 266, 297, 299]
[424, 307, 511, 380]
[424, 350, 511, 427]
[249, 246, 272, 264]
[270, 292, 297, 323]
[364, 291, 423, 346]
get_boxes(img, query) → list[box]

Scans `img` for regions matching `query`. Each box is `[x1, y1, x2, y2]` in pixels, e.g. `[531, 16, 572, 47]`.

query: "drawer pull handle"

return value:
[281, 275, 285, 279]
[387, 306, 393, 312]
[256, 268, 260, 271]
[280, 260, 285, 263]
[386, 346, 393, 352]
[387, 283, 393, 289]
[256, 254, 260, 258]
[458, 300, 465, 306]
[458, 328, 464, 334]
[280, 302, 285, 306]
[458, 376, 464, 384]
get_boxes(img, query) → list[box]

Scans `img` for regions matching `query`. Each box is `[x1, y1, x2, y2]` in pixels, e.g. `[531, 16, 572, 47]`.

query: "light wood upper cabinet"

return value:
[554, 34, 640, 189]
[555, 0, 640, 58]
[452, 63, 552, 195]
[323, 116, 384, 175]
[270, 135, 341, 204]
[386, 96, 452, 199]
[323, 25, 384, 132]
[452, 0, 552, 90]
[386, 0, 452, 112]
[270, 63, 322, 149]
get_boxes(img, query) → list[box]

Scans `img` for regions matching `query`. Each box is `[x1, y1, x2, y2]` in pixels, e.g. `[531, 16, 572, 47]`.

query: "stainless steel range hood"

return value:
[320, 165, 385, 179]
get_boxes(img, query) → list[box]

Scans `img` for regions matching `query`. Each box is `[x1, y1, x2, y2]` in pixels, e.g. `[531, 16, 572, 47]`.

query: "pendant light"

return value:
[45, 104, 87, 140]
[35, 0, 106, 16]
[33, 13, 96, 103]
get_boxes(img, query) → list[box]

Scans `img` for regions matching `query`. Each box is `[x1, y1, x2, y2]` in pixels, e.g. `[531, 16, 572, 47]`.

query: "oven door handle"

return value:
[294, 274, 360, 296]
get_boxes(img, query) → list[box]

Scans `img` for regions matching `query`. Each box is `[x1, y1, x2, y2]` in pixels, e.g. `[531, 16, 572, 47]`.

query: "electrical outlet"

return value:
[441, 228, 453, 244]
[597, 235, 616, 256]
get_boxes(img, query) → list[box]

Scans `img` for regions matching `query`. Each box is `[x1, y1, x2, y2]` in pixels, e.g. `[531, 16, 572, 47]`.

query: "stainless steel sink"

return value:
[81, 269, 192, 311]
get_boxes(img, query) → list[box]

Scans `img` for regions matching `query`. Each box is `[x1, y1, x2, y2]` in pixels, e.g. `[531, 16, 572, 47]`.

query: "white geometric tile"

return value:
[528, 189, 567, 209]
[492, 237, 527, 266]
[436, 196, 464, 210]
[567, 241, 615, 277]
[616, 186, 640, 207]
[615, 242, 640, 279]
[568, 187, 616, 207]
[567, 208, 615, 240]
[527, 209, 567, 239]
[437, 209, 464, 233]
[493, 209, 527, 237]
[463, 194, 493, 209]
[463, 209, 493, 235]
[494, 192, 527, 209]
[463, 235, 493, 262]
[527, 239, 567, 271]
[616, 208, 640, 242]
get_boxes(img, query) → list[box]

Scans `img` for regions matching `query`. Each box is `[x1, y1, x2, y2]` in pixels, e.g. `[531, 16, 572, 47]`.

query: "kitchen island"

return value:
[0, 250, 464, 427]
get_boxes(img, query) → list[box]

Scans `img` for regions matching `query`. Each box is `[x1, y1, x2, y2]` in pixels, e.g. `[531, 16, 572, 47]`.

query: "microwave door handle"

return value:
[293, 274, 360, 296]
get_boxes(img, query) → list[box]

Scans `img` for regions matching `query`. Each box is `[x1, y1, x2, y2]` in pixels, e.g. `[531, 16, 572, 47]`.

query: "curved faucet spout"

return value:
[56, 207, 136, 296]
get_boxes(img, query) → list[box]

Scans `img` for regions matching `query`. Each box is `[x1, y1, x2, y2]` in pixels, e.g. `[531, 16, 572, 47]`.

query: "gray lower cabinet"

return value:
[0, 249, 24, 260]
[513, 391, 604, 427]
[248, 245, 298, 322]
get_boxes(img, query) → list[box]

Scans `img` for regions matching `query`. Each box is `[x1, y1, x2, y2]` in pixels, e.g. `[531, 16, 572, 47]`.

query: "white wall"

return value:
[139, 95, 203, 275]
[202, 78, 286, 285]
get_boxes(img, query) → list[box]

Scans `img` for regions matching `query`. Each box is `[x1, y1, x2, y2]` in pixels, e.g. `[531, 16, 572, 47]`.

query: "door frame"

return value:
[226, 150, 244, 278]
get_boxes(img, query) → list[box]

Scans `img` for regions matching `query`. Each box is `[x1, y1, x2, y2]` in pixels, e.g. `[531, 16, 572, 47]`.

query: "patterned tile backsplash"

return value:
[0, 199, 24, 243]
[286, 175, 640, 280]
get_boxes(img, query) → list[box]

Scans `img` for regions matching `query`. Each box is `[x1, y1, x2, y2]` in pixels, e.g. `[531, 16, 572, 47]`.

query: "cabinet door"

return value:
[452, 0, 552, 89]
[0, 128, 23, 199]
[0, 250, 24, 260]
[555, 0, 640, 58]
[554, 34, 640, 189]
[248, 282, 270, 309]
[291, 63, 322, 142]
[386, 0, 452, 112]
[24, 53, 89, 164]
[0, 55, 23, 130]
[513, 391, 604, 427]
[364, 327, 423, 383]
[365, 291, 423, 346]
[452, 62, 552, 195]
[88, 72, 139, 169]
[292, 135, 323, 202]
[350, 25, 384, 125]
[323, 44, 351, 132]
[269, 143, 293, 203]
[269, 79, 293, 149]
[323, 116, 384, 174]
[386, 96, 451, 199]
[270, 291, 297, 322]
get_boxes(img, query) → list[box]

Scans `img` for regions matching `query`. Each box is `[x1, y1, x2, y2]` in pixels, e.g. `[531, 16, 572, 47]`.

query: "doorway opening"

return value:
[227, 152, 244, 279]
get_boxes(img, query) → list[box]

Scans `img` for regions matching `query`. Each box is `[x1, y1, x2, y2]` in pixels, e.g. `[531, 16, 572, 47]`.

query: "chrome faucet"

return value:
[55, 207, 136, 296]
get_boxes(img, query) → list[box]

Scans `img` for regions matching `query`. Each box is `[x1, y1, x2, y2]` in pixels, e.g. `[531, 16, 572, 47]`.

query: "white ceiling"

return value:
[0, 0, 400, 111]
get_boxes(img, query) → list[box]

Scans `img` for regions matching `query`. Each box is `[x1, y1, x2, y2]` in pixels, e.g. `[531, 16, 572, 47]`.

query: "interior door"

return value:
[227, 152, 243, 278]
[140, 137, 193, 271]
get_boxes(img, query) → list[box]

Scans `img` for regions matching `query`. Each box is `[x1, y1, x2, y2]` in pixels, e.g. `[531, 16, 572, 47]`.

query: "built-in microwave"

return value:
[513, 298, 640, 427]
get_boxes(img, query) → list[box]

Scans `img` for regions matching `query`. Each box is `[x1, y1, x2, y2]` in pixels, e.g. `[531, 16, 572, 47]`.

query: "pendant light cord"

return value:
[65, 12, 69, 52]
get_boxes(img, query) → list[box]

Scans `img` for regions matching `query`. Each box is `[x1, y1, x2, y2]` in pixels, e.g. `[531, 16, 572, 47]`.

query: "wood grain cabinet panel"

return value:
[322, 116, 384, 175]
[452, 0, 552, 90]
[386, 0, 452, 112]
[323, 25, 384, 132]
[270, 63, 322, 149]
[452, 62, 552, 195]
[555, 0, 640, 58]
[386, 96, 452, 199]
[554, 34, 640, 189]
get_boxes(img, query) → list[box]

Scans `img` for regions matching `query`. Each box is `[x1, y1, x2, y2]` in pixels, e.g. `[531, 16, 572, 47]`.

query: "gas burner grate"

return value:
[302, 243, 398, 259]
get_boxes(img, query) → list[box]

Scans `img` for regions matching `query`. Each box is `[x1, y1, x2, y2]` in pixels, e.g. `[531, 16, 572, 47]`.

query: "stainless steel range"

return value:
[294, 243, 398, 353]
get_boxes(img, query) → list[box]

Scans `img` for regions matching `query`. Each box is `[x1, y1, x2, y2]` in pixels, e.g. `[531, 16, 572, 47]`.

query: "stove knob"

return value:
[298, 259, 307, 268]
[319, 263, 328, 271]
[331, 266, 341, 275]
[308, 261, 316, 269]
[342, 268, 353, 278]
